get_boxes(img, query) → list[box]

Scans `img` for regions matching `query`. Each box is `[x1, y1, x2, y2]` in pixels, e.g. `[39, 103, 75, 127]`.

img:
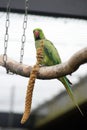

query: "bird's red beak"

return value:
[34, 31, 39, 38]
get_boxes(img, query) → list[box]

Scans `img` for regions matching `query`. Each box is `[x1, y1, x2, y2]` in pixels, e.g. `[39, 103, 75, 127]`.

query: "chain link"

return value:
[3, 0, 11, 73]
[20, 0, 29, 63]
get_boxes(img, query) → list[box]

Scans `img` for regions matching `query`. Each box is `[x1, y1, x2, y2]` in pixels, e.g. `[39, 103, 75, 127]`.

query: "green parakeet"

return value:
[33, 28, 83, 115]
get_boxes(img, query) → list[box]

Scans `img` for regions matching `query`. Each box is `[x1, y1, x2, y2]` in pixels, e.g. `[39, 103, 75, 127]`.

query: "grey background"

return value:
[0, 0, 87, 18]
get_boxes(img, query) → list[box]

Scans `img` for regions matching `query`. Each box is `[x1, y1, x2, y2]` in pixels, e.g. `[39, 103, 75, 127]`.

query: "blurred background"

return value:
[0, 0, 87, 130]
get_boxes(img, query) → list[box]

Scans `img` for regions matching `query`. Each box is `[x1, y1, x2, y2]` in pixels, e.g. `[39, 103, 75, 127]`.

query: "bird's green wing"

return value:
[44, 39, 62, 65]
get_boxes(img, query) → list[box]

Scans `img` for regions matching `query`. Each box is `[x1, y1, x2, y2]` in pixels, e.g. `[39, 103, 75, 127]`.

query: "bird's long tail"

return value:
[59, 77, 84, 116]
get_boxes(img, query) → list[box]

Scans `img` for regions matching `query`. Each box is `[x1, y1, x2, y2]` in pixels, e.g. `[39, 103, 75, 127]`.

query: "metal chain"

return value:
[20, 0, 29, 63]
[3, 0, 11, 73]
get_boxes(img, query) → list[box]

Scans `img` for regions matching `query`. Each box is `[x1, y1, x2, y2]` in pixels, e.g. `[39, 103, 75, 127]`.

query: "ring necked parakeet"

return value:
[33, 28, 83, 115]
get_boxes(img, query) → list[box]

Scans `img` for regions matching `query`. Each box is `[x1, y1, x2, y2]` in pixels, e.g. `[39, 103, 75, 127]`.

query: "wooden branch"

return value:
[0, 47, 87, 79]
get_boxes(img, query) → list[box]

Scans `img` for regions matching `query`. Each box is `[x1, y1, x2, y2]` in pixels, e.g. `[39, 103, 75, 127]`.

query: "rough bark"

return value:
[0, 47, 87, 79]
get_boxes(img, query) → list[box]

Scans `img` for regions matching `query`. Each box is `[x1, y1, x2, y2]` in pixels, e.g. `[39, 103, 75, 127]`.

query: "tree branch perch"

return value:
[0, 47, 87, 79]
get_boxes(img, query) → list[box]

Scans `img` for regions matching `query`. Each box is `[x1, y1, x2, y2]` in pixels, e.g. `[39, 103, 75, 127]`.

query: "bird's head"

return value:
[33, 28, 45, 41]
